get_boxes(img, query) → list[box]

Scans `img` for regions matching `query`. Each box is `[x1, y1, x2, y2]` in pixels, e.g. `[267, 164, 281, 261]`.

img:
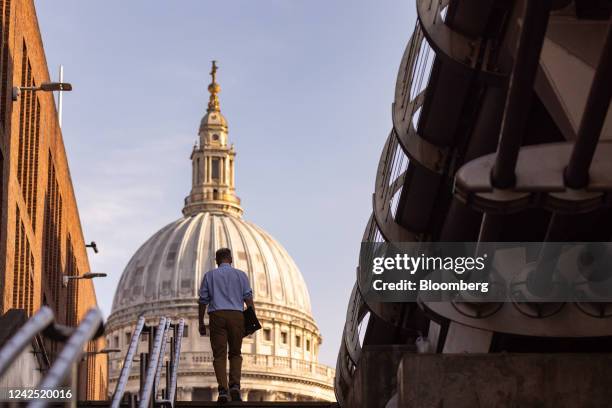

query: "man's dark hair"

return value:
[215, 248, 233, 265]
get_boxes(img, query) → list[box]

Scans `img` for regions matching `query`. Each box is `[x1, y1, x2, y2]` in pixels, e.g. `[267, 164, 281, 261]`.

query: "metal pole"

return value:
[63, 361, 77, 408]
[165, 360, 171, 400]
[148, 325, 155, 408]
[154, 320, 171, 401]
[491, 0, 552, 188]
[139, 318, 168, 408]
[110, 316, 146, 408]
[169, 319, 184, 406]
[564, 23, 612, 189]
[139, 352, 147, 398]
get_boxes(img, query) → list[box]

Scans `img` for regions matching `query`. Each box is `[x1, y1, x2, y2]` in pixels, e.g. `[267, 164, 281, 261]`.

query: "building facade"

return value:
[0, 0, 106, 400]
[106, 63, 335, 402]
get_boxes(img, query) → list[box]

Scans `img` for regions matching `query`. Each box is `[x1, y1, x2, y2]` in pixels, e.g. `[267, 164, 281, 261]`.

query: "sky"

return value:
[34, 0, 416, 366]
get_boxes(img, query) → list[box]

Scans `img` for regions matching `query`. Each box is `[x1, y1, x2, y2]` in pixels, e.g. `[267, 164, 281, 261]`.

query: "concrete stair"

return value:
[77, 402, 338, 408]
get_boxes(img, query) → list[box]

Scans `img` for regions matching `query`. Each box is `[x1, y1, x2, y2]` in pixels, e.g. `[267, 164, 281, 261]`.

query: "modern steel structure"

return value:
[336, 0, 612, 406]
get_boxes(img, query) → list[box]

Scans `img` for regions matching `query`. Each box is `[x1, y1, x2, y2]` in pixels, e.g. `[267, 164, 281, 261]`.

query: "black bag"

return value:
[243, 306, 262, 337]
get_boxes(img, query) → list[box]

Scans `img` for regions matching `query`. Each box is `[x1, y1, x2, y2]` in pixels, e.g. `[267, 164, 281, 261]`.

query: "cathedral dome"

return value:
[105, 62, 334, 402]
[110, 212, 312, 317]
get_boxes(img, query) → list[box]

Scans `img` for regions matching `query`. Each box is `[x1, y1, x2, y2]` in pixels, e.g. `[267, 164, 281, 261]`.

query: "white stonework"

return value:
[105, 64, 335, 402]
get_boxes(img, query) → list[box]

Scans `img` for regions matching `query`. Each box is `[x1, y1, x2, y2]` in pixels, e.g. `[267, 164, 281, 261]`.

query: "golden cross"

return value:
[211, 60, 218, 83]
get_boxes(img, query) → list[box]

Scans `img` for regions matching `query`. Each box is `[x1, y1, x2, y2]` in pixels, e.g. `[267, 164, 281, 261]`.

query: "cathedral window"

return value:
[165, 242, 179, 266]
[211, 158, 220, 180]
[195, 158, 201, 183]
[295, 335, 301, 348]
[161, 281, 171, 293]
[281, 332, 288, 344]
[263, 328, 272, 342]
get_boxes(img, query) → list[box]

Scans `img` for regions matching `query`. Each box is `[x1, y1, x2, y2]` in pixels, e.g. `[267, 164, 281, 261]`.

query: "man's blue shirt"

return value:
[198, 263, 253, 313]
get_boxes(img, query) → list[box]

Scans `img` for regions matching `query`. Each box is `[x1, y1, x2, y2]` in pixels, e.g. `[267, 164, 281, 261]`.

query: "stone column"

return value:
[224, 157, 230, 186]
[240, 388, 248, 401]
[206, 157, 211, 183]
[289, 324, 294, 359]
[211, 387, 218, 401]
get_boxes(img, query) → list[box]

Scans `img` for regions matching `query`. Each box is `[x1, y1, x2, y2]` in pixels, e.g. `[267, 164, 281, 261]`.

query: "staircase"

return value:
[79, 402, 338, 407]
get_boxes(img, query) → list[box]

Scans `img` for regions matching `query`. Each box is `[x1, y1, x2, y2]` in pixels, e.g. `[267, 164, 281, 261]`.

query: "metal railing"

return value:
[153, 319, 171, 398]
[110, 316, 146, 408]
[30, 308, 104, 408]
[111, 316, 185, 408]
[161, 318, 184, 407]
[0, 307, 55, 378]
[0, 306, 104, 408]
[138, 317, 168, 408]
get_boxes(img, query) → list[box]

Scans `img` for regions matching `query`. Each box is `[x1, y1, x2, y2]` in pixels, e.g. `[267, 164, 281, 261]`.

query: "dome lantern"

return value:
[183, 61, 243, 217]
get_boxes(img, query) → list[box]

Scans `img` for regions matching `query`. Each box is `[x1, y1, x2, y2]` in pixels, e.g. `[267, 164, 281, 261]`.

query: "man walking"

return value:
[198, 248, 254, 403]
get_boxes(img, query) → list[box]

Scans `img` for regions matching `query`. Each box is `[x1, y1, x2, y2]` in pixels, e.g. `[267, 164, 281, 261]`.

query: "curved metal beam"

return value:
[372, 131, 421, 242]
[416, 0, 507, 86]
[392, 95, 449, 174]
[110, 316, 146, 408]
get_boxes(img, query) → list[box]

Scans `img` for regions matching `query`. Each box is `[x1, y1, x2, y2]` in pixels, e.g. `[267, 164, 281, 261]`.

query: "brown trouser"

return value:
[209, 310, 244, 390]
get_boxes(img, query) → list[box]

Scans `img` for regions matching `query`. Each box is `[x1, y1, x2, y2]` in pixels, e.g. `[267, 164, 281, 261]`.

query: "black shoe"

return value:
[217, 389, 229, 404]
[229, 384, 242, 402]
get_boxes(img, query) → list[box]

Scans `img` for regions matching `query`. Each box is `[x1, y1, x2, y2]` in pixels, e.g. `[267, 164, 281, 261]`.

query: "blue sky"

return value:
[35, 0, 415, 366]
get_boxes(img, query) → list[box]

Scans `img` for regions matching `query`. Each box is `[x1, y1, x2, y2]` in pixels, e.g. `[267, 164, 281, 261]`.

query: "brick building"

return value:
[0, 0, 106, 400]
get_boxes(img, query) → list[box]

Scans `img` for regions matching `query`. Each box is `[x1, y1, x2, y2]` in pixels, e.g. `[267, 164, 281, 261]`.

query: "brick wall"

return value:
[0, 0, 107, 400]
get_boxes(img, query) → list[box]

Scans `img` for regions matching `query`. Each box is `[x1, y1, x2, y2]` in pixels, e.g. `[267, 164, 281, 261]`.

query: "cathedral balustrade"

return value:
[109, 351, 334, 383]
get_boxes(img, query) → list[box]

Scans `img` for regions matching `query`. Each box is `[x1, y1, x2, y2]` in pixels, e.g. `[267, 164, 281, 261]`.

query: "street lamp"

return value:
[12, 81, 72, 101]
[63, 272, 107, 287]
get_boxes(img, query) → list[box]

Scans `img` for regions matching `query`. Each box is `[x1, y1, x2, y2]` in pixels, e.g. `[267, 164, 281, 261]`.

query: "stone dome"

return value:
[110, 212, 312, 316]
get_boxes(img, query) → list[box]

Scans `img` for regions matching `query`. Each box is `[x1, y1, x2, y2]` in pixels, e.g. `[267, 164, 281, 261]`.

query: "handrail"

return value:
[153, 319, 171, 399]
[138, 317, 168, 408]
[164, 318, 184, 407]
[110, 316, 146, 408]
[30, 308, 104, 408]
[0, 306, 54, 378]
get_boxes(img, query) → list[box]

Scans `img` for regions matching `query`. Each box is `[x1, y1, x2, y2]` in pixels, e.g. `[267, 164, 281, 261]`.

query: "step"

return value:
[76, 402, 338, 408]
[176, 403, 338, 407]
